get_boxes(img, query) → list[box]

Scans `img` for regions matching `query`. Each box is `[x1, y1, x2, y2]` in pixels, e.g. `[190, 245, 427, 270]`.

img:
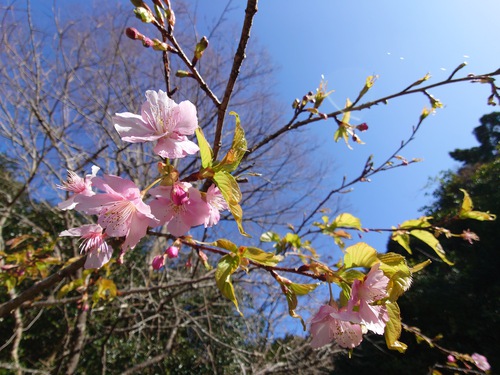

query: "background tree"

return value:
[333, 112, 500, 374]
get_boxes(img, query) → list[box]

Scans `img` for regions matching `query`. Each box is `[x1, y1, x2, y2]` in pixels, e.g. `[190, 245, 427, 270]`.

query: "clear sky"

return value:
[194, 0, 500, 253]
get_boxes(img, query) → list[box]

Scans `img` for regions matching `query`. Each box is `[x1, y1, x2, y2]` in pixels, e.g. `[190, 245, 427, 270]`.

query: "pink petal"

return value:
[121, 211, 150, 250]
[113, 112, 160, 142]
[84, 246, 113, 269]
[154, 134, 199, 159]
[174, 100, 198, 135]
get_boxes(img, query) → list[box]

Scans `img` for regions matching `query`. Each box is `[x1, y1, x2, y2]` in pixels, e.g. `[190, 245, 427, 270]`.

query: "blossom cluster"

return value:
[310, 263, 390, 349]
[57, 90, 228, 269]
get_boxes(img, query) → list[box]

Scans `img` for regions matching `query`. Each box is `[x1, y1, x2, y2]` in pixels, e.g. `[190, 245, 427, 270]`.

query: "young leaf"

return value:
[333, 212, 362, 230]
[195, 127, 213, 168]
[216, 111, 248, 173]
[260, 231, 281, 243]
[213, 171, 249, 237]
[212, 238, 238, 253]
[276, 279, 308, 330]
[343, 242, 378, 268]
[391, 230, 412, 254]
[410, 230, 454, 266]
[215, 254, 242, 315]
[92, 277, 117, 307]
[243, 247, 283, 266]
[384, 302, 407, 353]
[288, 282, 320, 296]
[459, 189, 496, 221]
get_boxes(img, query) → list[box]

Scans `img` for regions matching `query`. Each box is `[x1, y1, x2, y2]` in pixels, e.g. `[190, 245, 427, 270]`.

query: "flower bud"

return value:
[152, 255, 165, 270]
[125, 27, 142, 40]
[447, 355, 456, 363]
[142, 37, 154, 48]
[356, 122, 369, 131]
[165, 246, 179, 259]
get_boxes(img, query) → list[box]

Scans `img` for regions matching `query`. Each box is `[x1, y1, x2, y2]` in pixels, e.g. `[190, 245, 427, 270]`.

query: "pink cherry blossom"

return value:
[471, 353, 490, 372]
[204, 184, 229, 227]
[113, 90, 199, 159]
[59, 224, 112, 269]
[57, 166, 99, 210]
[346, 263, 390, 334]
[310, 304, 363, 349]
[74, 174, 158, 251]
[149, 182, 210, 237]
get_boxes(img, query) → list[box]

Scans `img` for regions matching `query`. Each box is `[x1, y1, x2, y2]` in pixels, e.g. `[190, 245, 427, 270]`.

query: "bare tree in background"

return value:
[0, 2, 335, 374]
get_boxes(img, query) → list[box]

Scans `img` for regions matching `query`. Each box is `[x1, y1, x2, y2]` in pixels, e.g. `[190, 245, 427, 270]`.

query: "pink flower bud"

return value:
[142, 37, 154, 48]
[171, 184, 189, 206]
[166, 246, 179, 259]
[152, 255, 165, 270]
[356, 122, 369, 131]
[447, 355, 456, 363]
[125, 27, 142, 40]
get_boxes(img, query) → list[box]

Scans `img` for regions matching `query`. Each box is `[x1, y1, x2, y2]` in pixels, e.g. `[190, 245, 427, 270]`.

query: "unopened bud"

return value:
[152, 255, 165, 270]
[125, 27, 142, 40]
[166, 246, 179, 259]
[356, 122, 368, 131]
[142, 37, 154, 48]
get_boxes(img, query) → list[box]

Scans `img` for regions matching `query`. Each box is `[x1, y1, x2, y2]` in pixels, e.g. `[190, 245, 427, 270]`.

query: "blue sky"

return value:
[194, 0, 500, 253]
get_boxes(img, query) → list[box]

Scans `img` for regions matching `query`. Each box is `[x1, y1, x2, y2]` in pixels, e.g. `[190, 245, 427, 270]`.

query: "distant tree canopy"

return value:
[334, 112, 500, 374]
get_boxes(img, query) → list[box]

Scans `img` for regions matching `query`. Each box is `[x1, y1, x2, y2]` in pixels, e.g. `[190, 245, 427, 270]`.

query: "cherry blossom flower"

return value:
[113, 90, 199, 159]
[310, 304, 363, 349]
[471, 353, 490, 372]
[345, 263, 389, 334]
[60, 224, 112, 269]
[149, 182, 210, 237]
[57, 166, 99, 210]
[74, 174, 158, 251]
[204, 184, 229, 227]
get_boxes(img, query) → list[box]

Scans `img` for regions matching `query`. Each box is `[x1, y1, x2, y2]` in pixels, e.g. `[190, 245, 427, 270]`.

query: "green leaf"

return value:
[215, 111, 248, 173]
[378, 253, 412, 301]
[260, 231, 280, 243]
[92, 278, 117, 307]
[384, 302, 407, 353]
[343, 242, 378, 268]
[410, 230, 454, 265]
[195, 127, 213, 168]
[212, 238, 238, 253]
[410, 259, 432, 274]
[334, 213, 362, 230]
[459, 189, 496, 221]
[284, 233, 301, 249]
[243, 247, 283, 266]
[276, 280, 307, 330]
[215, 254, 242, 315]
[213, 171, 249, 237]
[355, 75, 377, 102]
[391, 230, 412, 254]
[288, 282, 320, 296]
[399, 217, 433, 229]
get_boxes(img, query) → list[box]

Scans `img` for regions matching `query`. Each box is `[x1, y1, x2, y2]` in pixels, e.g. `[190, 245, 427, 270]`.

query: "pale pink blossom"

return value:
[310, 304, 363, 349]
[149, 182, 210, 237]
[74, 174, 158, 251]
[113, 90, 199, 159]
[166, 246, 179, 259]
[347, 263, 390, 334]
[471, 353, 490, 372]
[59, 224, 112, 269]
[204, 184, 229, 227]
[57, 166, 99, 210]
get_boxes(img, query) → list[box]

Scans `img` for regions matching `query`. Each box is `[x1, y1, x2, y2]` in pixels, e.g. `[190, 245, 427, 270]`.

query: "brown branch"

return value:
[248, 69, 500, 156]
[212, 0, 258, 160]
[0, 256, 86, 318]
